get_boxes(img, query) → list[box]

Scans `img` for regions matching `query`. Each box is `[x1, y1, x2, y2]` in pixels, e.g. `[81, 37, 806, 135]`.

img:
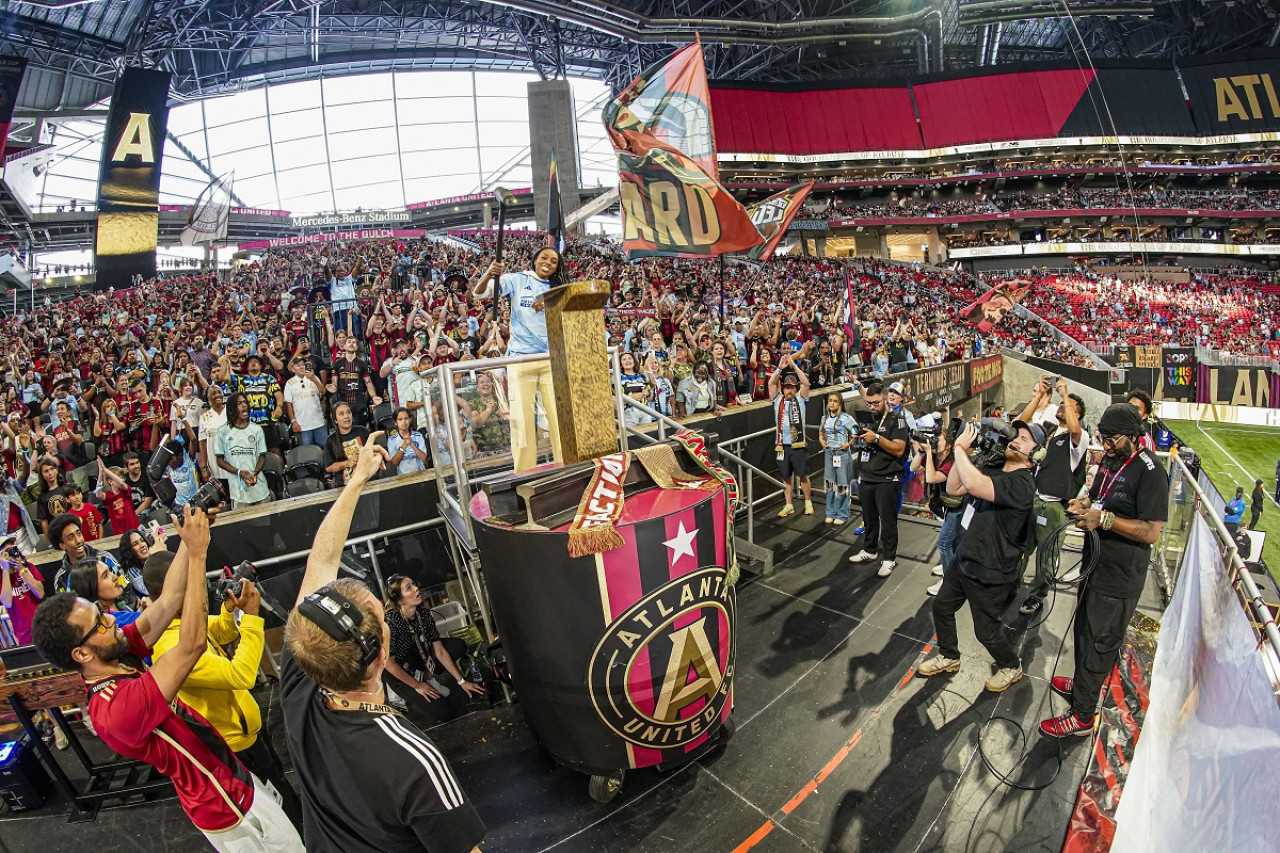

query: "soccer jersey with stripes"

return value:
[279, 647, 486, 852]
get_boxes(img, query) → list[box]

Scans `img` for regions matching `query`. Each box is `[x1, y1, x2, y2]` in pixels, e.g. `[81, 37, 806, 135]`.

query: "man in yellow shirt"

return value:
[144, 553, 303, 834]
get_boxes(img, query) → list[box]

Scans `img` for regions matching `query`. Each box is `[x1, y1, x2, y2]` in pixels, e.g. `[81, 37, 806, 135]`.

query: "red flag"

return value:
[961, 280, 1033, 334]
[604, 41, 763, 259]
[743, 181, 816, 262]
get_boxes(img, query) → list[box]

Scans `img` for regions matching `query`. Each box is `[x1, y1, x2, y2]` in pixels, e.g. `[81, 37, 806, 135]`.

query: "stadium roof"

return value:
[3, 0, 1280, 106]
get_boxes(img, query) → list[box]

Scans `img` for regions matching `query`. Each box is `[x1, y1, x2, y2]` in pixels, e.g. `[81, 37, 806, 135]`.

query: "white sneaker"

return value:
[848, 549, 879, 564]
[926, 579, 943, 596]
[931, 564, 944, 577]
[877, 560, 897, 577]
[54, 725, 68, 751]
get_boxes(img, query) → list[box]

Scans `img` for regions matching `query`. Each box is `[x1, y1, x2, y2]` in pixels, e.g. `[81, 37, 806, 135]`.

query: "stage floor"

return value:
[2, 510, 1165, 853]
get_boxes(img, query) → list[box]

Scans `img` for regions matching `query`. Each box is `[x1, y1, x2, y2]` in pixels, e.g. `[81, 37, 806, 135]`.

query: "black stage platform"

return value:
[0, 510, 1164, 853]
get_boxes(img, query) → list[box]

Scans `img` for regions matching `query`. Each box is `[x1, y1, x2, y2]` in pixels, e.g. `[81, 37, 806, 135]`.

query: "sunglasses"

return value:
[1098, 433, 1125, 448]
[76, 601, 112, 648]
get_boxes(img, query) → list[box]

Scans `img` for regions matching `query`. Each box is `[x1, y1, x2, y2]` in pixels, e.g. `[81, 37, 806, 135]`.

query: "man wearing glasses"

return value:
[31, 507, 302, 852]
[1041, 403, 1167, 738]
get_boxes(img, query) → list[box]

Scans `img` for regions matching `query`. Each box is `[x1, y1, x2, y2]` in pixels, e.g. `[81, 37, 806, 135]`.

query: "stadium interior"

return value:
[1, 3, 1279, 853]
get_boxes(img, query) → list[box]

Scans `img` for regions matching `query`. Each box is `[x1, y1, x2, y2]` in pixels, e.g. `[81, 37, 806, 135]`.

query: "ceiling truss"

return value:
[0, 0, 1276, 105]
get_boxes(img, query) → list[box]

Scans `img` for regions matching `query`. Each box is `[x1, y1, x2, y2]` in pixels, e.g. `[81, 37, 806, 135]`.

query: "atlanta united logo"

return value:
[588, 566, 735, 749]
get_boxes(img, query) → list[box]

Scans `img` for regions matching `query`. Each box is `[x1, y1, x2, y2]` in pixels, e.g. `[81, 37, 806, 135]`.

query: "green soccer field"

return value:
[1164, 418, 1280, 584]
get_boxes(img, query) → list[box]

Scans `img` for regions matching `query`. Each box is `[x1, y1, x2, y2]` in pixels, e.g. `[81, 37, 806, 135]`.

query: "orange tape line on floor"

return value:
[731, 820, 775, 853]
[729, 639, 935, 850]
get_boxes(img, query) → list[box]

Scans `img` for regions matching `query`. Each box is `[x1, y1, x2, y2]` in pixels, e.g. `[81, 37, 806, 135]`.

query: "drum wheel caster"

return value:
[588, 770, 625, 804]
[719, 715, 736, 745]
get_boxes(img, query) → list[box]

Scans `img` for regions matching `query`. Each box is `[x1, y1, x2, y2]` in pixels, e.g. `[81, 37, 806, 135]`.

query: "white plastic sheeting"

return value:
[1112, 514, 1280, 851]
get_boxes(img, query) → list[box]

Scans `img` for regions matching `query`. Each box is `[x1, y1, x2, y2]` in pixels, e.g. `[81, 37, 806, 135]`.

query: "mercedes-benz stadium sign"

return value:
[292, 210, 411, 228]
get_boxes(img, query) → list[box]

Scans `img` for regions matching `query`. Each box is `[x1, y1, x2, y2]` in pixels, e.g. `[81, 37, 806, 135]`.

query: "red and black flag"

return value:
[604, 39, 763, 259]
[546, 147, 565, 253]
[742, 180, 816, 262]
[960, 279, 1033, 334]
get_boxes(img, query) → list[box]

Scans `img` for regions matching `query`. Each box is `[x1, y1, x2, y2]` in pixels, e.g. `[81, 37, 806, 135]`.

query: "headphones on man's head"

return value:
[297, 586, 381, 669]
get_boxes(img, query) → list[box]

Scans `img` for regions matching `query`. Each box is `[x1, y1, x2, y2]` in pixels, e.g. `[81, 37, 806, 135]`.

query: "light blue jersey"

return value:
[330, 274, 357, 310]
[499, 271, 551, 355]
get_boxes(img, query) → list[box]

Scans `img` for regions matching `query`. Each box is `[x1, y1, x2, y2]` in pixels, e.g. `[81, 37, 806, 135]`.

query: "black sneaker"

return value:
[1018, 597, 1043, 616]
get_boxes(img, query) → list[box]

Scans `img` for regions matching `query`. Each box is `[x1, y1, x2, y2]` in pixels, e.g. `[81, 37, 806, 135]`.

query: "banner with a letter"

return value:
[604, 40, 763, 259]
[742, 181, 815, 262]
[0, 57, 28, 157]
[1195, 364, 1280, 408]
[94, 68, 171, 290]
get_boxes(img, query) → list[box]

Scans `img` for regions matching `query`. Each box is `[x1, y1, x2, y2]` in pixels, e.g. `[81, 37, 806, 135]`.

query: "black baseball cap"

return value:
[1097, 402, 1145, 437]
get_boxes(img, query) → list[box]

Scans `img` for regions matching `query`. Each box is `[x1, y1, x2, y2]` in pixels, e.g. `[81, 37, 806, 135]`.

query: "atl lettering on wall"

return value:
[1182, 58, 1280, 134]
[94, 68, 172, 290]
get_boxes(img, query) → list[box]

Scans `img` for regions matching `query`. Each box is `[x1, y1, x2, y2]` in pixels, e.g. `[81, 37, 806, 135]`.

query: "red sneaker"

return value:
[1039, 711, 1094, 738]
[1050, 676, 1074, 699]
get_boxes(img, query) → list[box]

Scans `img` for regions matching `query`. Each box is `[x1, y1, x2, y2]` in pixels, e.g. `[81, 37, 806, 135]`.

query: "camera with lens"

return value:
[188, 478, 228, 513]
[971, 417, 1020, 467]
[210, 560, 258, 602]
[148, 435, 228, 515]
[910, 426, 940, 447]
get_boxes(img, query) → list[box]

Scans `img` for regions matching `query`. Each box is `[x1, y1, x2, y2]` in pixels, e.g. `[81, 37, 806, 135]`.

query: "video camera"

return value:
[209, 560, 258, 602]
[968, 417, 1021, 467]
[852, 408, 878, 430]
[148, 436, 228, 514]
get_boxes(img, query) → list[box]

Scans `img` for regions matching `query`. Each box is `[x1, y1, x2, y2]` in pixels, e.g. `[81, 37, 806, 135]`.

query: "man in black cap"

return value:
[917, 418, 1043, 693]
[1041, 403, 1168, 738]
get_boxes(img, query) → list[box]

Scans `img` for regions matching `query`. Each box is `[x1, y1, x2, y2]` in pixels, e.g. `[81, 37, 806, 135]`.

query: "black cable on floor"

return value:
[963, 523, 1101, 853]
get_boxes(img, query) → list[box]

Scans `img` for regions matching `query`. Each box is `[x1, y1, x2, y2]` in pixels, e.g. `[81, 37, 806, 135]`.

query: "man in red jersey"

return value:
[31, 505, 302, 852]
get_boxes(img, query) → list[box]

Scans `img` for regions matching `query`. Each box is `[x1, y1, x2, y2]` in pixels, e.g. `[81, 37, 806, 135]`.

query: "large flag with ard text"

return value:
[742, 181, 815, 262]
[604, 40, 763, 259]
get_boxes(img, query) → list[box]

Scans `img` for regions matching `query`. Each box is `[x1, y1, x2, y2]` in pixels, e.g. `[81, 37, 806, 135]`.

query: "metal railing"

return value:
[1010, 303, 1111, 369]
[423, 346, 622, 548]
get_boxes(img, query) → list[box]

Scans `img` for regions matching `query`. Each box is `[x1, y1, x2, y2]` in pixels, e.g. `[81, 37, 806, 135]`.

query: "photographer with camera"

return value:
[918, 418, 1044, 692]
[144, 554, 304, 834]
[1041, 403, 1167, 738]
[1015, 376, 1089, 617]
[281, 433, 485, 852]
[31, 506, 303, 852]
[847, 380, 910, 577]
[910, 424, 960, 596]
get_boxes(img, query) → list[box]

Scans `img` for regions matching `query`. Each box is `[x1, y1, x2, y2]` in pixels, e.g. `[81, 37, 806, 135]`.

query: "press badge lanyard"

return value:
[1094, 450, 1140, 507]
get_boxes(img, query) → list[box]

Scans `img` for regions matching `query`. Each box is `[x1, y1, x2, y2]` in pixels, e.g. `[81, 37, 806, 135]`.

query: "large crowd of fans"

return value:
[814, 186, 1280, 221]
[1002, 268, 1280, 351]
[0, 229, 1273, 577]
